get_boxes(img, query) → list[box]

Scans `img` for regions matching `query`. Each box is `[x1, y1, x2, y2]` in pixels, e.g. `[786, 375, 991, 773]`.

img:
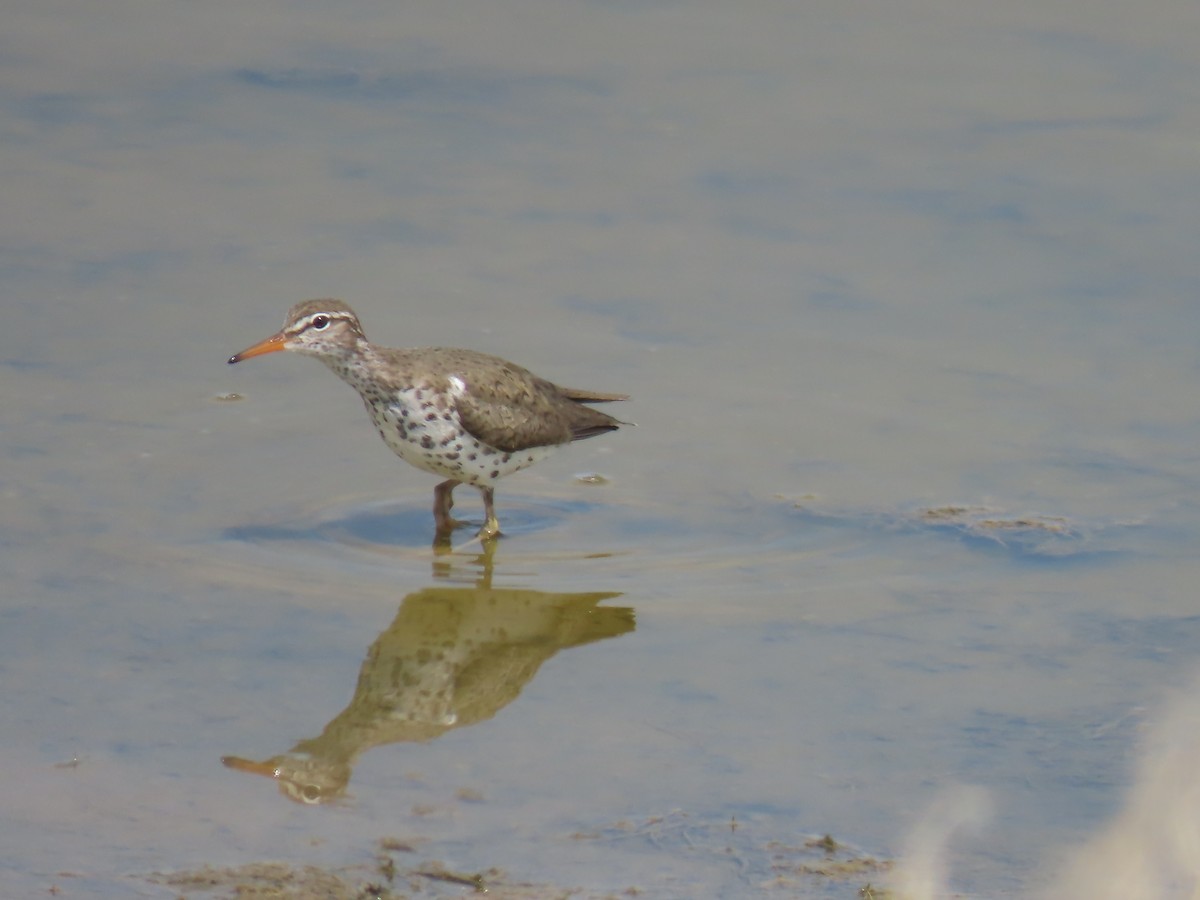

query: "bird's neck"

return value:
[318, 338, 382, 393]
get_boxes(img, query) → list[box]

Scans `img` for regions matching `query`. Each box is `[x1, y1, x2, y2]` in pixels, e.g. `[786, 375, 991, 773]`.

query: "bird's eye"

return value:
[310, 315, 330, 330]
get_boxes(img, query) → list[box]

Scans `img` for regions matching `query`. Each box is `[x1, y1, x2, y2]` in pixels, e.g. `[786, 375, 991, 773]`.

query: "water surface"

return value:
[4, 2, 1200, 897]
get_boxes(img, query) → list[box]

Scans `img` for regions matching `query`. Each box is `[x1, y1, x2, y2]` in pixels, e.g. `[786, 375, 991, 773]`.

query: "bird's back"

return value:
[366, 346, 627, 453]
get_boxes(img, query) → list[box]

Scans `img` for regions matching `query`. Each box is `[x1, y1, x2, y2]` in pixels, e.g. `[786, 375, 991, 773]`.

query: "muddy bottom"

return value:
[146, 823, 893, 899]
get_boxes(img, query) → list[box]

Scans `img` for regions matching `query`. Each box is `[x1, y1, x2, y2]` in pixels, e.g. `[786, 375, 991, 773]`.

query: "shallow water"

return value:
[4, 2, 1200, 897]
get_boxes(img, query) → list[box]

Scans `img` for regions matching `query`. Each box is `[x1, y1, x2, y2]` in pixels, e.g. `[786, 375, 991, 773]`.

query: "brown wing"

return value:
[436, 352, 626, 452]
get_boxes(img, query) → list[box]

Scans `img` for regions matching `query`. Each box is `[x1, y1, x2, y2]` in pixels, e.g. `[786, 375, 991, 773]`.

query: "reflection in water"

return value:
[223, 575, 633, 804]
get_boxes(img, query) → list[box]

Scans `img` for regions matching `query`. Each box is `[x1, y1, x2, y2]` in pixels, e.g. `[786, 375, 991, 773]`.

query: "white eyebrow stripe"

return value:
[292, 311, 352, 334]
[293, 314, 322, 330]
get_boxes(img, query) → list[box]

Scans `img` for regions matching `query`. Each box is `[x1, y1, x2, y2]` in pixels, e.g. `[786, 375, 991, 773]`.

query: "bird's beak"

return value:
[228, 332, 286, 364]
[221, 755, 281, 778]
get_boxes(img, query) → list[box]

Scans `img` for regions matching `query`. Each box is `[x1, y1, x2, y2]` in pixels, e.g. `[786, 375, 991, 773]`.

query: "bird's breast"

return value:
[360, 388, 557, 485]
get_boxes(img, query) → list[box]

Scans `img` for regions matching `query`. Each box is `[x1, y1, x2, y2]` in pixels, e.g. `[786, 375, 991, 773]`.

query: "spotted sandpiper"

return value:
[229, 299, 627, 541]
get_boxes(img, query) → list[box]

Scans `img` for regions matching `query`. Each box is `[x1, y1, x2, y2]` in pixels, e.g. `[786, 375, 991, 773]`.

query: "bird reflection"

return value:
[222, 579, 633, 804]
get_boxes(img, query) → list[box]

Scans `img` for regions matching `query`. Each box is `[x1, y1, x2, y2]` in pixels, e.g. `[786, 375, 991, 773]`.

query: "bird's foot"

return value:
[475, 487, 502, 541]
[477, 515, 502, 542]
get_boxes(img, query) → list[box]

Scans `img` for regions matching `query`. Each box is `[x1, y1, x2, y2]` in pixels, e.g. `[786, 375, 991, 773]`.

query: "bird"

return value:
[228, 299, 627, 541]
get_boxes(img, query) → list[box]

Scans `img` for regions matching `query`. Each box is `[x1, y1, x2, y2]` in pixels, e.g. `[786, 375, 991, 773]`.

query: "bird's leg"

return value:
[433, 480, 464, 536]
[477, 486, 502, 540]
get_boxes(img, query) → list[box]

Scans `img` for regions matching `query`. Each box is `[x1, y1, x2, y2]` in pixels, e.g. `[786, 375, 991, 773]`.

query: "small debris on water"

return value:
[787, 498, 1135, 558]
[918, 505, 1070, 533]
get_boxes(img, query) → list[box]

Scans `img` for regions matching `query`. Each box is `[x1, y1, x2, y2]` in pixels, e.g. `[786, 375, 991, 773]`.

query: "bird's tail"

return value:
[561, 388, 629, 404]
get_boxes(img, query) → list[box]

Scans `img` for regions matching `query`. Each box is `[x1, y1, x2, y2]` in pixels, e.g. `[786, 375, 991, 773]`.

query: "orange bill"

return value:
[228, 332, 286, 364]
[221, 755, 281, 778]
